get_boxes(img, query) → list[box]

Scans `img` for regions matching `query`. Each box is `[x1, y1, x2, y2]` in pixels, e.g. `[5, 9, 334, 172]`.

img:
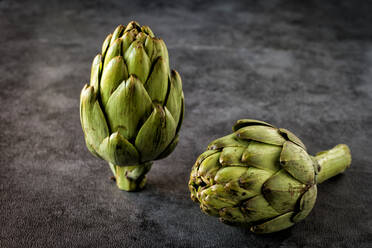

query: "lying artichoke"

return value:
[80, 21, 184, 191]
[189, 119, 351, 233]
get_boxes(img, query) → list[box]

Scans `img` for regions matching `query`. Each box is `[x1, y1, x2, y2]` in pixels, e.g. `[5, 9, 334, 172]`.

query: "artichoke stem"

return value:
[315, 144, 351, 184]
[111, 162, 152, 191]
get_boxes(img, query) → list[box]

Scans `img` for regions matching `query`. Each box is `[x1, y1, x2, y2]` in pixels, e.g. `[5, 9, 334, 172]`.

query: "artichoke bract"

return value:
[80, 21, 184, 191]
[189, 119, 351, 233]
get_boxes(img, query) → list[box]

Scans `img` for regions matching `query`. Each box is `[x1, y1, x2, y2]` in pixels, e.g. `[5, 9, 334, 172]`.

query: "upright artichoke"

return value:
[189, 119, 351, 233]
[80, 21, 184, 191]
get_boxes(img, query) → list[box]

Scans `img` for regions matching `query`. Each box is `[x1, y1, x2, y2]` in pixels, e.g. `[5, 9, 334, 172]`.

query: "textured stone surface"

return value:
[1, 0, 372, 247]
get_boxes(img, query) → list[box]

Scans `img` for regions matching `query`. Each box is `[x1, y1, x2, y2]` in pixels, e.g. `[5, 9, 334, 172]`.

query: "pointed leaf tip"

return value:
[102, 34, 112, 58]
[124, 41, 151, 83]
[99, 132, 139, 166]
[233, 119, 274, 132]
[111, 25, 125, 45]
[165, 69, 183, 125]
[152, 38, 169, 70]
[103, 38, 123, 68]
[90, 54, 102, 93]
[135, 104, 177, 162]
[100, 56, 128, 107]
[279, 128, 306, 150]
[145, 56, 168, 103]
[141, 25, 155, 37]
[236, 125, 286, 146]
[80, 85, 109, 157]
[124, 21, 141, 33]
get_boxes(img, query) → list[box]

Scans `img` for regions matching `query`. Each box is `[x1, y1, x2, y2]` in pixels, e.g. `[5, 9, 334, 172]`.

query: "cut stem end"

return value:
[315, 144, 351, 184]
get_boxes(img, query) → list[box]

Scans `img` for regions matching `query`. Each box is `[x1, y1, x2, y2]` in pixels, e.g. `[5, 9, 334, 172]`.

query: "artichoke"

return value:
[80, 21, 184, 191]
[189, 119, 351, 233]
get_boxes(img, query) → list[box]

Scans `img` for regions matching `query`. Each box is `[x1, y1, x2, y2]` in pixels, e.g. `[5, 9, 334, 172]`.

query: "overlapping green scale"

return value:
[232, 119, 274, 131]
[105, 75, 152, 141]
[262, 169, 307, 213]
[292, 184, 317, 223]
[199, 184, 241, 210]
[144, 57, 168, 104]
[242, 141, 281, 172]
[104, 38, 123, 68]
[208, 133, 250, 150]
[99, 132, 139, 166]
[241, 195, 280, 223]
[166, 70, 183, 124]
[236, 125, 286, 146]
[280, 141, 315, 184]
[80, 85, 109, 153]
[100, 56, 128, 107]
[238, 167, 273, 194]
[124, 40, 151, 83]
[111, 25, 125, 43]
[135, 104, 176, 162]
[251, 212, 295, 234]
[219, 206, 246, 223]
[219, 147, 246, 166]
[90, 54, 102, 93]
[198, 152, 221, 185]
[101, 34, 112, 57]
[214, 167, 254, 199]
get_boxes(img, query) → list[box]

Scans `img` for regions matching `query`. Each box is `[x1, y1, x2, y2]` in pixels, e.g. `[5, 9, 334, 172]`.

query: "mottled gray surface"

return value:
[1, 0, 372, 247]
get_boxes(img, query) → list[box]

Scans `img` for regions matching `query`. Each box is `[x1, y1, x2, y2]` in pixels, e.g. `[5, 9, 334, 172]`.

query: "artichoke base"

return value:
[110, 162, 152, 191]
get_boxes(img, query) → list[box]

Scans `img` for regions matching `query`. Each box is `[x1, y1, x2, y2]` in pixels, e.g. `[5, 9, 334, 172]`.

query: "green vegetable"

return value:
[189, 119, 351, 233]
[80, 21, 184, 191]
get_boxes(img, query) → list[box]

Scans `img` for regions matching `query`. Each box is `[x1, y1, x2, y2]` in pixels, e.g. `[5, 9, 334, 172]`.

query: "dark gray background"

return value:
[1, 0, 371, 247]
